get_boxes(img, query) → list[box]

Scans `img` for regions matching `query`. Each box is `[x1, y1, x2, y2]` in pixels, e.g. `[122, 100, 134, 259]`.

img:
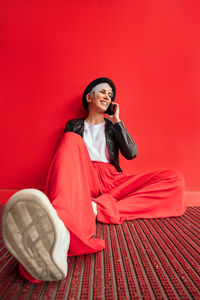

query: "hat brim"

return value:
[82, 77, 116, 111]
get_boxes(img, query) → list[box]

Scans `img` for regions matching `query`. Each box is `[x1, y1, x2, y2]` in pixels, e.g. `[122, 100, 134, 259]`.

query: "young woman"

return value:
[2, 77, 185, 283]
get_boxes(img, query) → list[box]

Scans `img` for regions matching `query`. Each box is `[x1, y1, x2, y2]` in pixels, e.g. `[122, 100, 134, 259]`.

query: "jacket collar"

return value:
[81, 117, 112, 127]
[77, 117, 113, 136]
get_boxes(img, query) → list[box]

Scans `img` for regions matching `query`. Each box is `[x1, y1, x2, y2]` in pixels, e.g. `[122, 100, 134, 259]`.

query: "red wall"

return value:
[1, 0, 200, 191]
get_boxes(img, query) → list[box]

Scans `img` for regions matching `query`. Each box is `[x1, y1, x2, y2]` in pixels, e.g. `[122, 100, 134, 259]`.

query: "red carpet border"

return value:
[0, 206, 199, 299]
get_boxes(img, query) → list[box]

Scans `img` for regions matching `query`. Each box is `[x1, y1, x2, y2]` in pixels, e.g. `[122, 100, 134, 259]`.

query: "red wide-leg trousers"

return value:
[19, 132, 185, 282]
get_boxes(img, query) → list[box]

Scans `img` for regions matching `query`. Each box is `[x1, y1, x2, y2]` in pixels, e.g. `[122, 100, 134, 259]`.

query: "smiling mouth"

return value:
[100, 100, 109, 106]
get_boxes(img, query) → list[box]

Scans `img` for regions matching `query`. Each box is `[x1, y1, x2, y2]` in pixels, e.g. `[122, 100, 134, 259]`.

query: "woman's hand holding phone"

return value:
[106, 102, 121, 124]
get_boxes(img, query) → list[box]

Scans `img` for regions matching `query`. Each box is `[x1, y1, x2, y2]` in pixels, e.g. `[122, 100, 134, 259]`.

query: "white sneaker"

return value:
[2, 189, 70, 281]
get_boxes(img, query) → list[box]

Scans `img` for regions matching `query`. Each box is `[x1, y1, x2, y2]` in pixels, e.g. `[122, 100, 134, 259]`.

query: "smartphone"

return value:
[106, 103, 116, 115]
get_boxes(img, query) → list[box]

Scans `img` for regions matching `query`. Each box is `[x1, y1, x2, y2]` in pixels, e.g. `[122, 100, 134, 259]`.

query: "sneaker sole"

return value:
[2, 189, 68, 281]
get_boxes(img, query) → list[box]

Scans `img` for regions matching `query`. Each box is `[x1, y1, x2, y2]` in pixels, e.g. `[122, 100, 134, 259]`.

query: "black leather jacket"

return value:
[64, 118, 137, 172]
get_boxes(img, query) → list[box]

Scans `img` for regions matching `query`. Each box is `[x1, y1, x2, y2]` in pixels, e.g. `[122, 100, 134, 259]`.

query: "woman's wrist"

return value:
[112, 118, 121, 124]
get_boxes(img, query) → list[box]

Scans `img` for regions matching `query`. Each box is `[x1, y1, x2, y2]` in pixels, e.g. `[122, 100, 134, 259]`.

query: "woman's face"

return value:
[87, 83, 113, 113]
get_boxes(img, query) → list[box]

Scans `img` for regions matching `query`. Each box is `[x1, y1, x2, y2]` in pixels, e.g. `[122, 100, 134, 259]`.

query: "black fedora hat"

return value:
[82, 77, 116, 111]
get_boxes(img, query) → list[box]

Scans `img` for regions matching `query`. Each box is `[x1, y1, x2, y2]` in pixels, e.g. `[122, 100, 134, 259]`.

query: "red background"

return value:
[0, 0, 200, 191]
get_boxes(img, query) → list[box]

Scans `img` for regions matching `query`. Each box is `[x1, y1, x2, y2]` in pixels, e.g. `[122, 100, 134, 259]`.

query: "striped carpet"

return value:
[0, 205, 199, 299]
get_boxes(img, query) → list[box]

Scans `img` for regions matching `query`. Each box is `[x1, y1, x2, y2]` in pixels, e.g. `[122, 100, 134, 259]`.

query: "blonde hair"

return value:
[90, 83, 113, 98]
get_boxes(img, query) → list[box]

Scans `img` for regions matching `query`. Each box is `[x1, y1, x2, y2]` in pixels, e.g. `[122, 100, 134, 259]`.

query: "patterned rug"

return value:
[0, 205, 199, 299]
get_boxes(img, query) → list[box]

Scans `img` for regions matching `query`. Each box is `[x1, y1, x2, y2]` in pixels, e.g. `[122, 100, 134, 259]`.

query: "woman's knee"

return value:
[62, 132, 84, 146]
[160, 170, 185, 188]
[174, 171, 185, 189]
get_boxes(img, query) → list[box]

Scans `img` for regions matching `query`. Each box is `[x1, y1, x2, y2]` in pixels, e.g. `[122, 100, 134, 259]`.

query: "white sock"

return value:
[91, 201, 97, 216]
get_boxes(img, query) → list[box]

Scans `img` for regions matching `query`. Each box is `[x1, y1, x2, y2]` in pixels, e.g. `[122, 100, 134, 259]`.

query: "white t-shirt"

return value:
[83, 121, 110, 163]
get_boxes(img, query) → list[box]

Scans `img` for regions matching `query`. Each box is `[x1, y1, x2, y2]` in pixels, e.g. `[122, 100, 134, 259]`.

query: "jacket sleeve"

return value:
[113, 121, 137, 160]
[64, 119, 74, 133]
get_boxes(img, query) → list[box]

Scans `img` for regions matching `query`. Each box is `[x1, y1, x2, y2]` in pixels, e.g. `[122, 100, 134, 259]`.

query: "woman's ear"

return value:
[86, 93, 91, 103]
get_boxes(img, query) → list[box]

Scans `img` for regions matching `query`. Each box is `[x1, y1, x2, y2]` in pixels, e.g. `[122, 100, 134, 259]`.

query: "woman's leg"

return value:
[44, 132, 105, 256]
[4, 133, 104, 283]
[93, 163, 185, 224]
